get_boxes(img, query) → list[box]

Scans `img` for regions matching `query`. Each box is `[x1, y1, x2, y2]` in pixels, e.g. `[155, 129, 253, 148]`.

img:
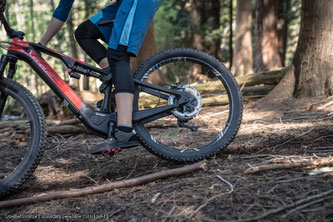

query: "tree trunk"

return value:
[130, 21, 165, 86]
[190, 1, 204, 51]
[254, 0, 281, 72]
[277, 0, 290, 67]
[189, 0, 221, 80]
[66, 13, 80, 89]
[228, 0, 233, 69]
[231, 0, 253, 76]
[293, 0, 333, 97]
[203, 0, 221, 60]
[49, 0, 55, 11]
[82, 0, 94, 91]
[30, 0, 39, 96]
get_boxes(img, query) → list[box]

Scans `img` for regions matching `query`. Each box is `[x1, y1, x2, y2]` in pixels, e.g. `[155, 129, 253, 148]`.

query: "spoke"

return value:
[140, 57, 233, 151]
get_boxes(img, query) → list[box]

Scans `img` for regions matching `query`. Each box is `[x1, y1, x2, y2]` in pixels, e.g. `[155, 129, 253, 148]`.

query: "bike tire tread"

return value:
[133, 48, 243, 163]
[0, 78, 46, 198]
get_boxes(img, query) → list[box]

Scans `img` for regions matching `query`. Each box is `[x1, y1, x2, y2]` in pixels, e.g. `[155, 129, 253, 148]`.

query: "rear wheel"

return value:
[0, 78, 45, 197]
[133, 48, 242, 162]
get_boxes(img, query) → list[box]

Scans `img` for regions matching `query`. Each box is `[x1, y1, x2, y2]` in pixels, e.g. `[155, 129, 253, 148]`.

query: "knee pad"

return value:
[75, 20, 105, 41]
[107, 47, 134, 94]
[74, 21, 88, 41]
[75, 20, 108, 64]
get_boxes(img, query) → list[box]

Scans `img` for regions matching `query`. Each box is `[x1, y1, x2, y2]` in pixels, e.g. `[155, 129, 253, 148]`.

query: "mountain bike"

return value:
[0, 0, 242, 197]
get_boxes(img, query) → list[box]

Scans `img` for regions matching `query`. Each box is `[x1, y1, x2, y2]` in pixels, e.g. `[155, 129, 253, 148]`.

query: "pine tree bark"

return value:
[49, 0, 55, 11]
[130, 21, 165, 85]
[189, 0, 221, 80]
[66, 12, 80, 89]
[190, 1, 204, 51]
[254, 0, 281, 72]
[82, 0, 94, 91]
[190, 0, 221, 58]
[231, 0, 253, 76]
[228, 0, 233, 69]
[293, 0, 333, 97]
[277, 0, 290, 67]
[30, 0, 39, 95]
[204, 0, 221, 60]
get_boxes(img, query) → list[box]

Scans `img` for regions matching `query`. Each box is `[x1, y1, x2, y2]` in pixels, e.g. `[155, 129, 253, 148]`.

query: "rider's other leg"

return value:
[75, 20, 109, 69]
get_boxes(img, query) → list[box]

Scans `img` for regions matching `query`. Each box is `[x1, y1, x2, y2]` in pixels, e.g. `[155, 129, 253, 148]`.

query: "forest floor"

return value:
[1, 97, 333, 222]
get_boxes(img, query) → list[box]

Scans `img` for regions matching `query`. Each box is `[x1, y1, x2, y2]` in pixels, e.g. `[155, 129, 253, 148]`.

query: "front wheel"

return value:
[134, 48, 242, 162]
[0, 78, 46, 197]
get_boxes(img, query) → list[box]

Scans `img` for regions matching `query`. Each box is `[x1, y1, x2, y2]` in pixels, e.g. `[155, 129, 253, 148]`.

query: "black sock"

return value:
[117, 125, 133, 133]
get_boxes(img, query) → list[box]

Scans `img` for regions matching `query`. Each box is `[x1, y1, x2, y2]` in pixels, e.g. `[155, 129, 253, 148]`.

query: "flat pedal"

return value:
[101, 147, 122, 157]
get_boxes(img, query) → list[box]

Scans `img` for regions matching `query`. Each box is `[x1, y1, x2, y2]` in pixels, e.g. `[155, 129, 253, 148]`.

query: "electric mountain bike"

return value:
[0, 0, 242, 197]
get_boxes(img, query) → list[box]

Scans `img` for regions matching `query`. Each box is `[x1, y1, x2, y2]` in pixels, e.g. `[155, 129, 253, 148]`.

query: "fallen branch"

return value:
[245, 156, 333, 174]
[234, 189, 333, 222]
[0, 161, 206, 208]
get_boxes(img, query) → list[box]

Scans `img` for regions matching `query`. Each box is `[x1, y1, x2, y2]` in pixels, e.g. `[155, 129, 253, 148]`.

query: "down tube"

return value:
[8, 49, 82, 114]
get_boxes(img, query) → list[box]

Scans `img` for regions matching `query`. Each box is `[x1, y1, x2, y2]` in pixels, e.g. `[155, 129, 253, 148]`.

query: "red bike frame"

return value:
[0, 8, 190, 138]
[9, 38, 82, 110]
[0, 37, 118, 136]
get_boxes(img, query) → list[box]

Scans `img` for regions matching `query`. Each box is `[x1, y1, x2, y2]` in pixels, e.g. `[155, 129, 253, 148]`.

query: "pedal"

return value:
[101, 147, 122, 157]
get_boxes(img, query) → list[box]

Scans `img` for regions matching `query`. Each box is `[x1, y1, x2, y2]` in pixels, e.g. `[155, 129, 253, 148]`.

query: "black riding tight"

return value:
[74, 20, 134, 94]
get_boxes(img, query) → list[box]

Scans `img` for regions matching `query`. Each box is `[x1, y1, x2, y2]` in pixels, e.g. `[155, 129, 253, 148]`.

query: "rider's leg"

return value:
[116, 93, 133, 126]
[89, 0, 162, 154]
[108, 46, 135, 126]
[90, 46, 137, 154]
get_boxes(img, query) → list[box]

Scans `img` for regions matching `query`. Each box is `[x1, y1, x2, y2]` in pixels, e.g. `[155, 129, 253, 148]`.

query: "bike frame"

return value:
[0, 15, 191, 137]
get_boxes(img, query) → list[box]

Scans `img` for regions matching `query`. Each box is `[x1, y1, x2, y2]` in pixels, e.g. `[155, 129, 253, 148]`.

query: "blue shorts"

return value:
[89, 0, 161, 56]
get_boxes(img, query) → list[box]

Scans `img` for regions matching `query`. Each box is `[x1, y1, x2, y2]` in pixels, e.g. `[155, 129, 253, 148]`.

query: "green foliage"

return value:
[155, 0, 234, 63]
[0, 0, 302, 95]
[155, 0, 192, 51]
[0, 0, 109, 95]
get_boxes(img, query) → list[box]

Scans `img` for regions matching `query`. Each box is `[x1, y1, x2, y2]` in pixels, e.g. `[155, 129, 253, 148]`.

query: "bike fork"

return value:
[0, 54, 18, 118]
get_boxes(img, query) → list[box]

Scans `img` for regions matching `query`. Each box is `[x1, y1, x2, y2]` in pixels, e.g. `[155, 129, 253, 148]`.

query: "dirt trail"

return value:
[1, 98, 333, 221]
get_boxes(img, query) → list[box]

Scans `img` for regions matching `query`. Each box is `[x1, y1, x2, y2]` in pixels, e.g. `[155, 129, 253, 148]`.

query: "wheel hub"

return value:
[168, 86, 202, 121]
